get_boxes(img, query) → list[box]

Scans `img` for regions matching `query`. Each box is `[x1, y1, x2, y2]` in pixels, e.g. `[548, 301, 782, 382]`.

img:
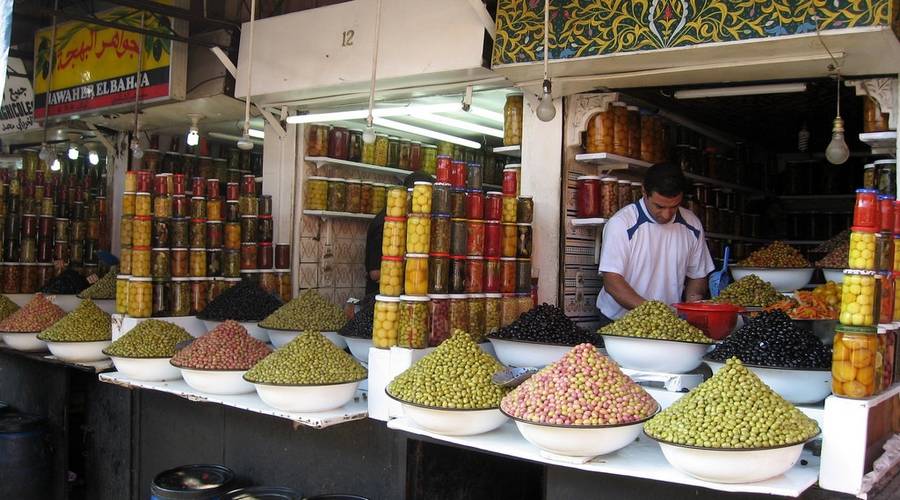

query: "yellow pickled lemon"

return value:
[866, 241, 876, 251]
[842, 380, 868, 398]
[863, 313, 874, 324]
[851, 313, 865, 325]
[856, 366, 875, 385]
[840, 311, 853, 324]
[849, 284, 861, 295]
[851, 348, 873, 368]
[857, 294, 871, 306]
[833, 361, 857, 382]
[846, 302, 861, 314]
[833, 339, 850, 361]
[861, 285, 874, 297]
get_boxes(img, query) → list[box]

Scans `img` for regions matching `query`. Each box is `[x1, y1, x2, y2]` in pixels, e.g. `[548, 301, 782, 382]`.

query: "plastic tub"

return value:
[222, 486, 302, 500]
[673, 302, 741, 340]
[150, 464, 235, 499]
[0, 413, 50, 500]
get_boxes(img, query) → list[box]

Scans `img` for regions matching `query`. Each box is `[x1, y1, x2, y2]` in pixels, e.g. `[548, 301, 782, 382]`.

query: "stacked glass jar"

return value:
[118, 168, 291, 319]
[833, 186, 898, 399]
[584, 101, 668, 163]
[303, 176, 390, 216]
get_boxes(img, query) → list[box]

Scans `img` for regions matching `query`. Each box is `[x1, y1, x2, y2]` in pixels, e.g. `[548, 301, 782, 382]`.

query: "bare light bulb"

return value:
[67, 144, 79, 160]
[362, 124, 376, 145]
[536, 79, 556, 122]
[38, 143, 51, 162]
[50, 158, 61, 171]
[88, 151, 100, 166]
[186, 128, 200, 147]
[825, 117, 850, 165]
[236, 134, 254, 151]
[130, 138, 144, 159]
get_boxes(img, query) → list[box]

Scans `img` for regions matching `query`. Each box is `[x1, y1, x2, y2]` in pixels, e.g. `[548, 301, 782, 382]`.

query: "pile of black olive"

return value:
[489, 303, 603, 347]
[338, 296, 374, 339]
[706, 310, 831, 369]
[198, 280, 283, 322]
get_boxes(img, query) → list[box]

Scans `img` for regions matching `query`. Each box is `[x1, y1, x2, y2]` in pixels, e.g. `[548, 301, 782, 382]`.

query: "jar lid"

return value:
[328, 178, 346, 182]
[516, 222, 532, 227]
[468, 293, 487, 299]
[466, 256, 484, 260]
[133, 215, 152, 222]
[485, 221, 500, 226]
[600, 176, 617, 181]
[451, 255, 467, 260]
[626, 105, 639, 111]
[500, 257, 517, 261]
[135, 192, 151, 196]
[224, 277, 242, 282]
[375, 294, 401, 302]
[874, 159, 896, 165]
[504, 164, 521, 169]
[129, 276, 153, 282]
[190, 277, 210, 281]
[429, 252, 450, 258]
[151, 247, 170, 252]
[191, 218, 208, 223]
[843, 269, 876, 277]
[384, 216, 407, 223]
[405, 253, 429, 258]
[207, 248, 222, 253]
[428, 293, 451, 299]
[132, 245, 150, 251]
[437, 154, 451, 158]
[434, 182, 452, 188]
[486, 191, 503, 196]
[856, 188, 879, 194]
[577, 175, 601, 180]
[485, 256, 500, 261]
[117, 274, 131, 279]
[449, 294, 468, 299]
[485, 293, 502, 298]
[835, 325, 877, 335]
[347, 179, 362, 184]
[880, 194, 896, 201]
[241, 242, 257, 247]
[631, 181, 641, 186]
[851, 226, 878, 233]
[308, 176, 328, 181]
[399, 138, 411, 143]
[862, 162, 873, 169]
[466, 189, 484, 195]
[207, 220, 223, 225]
[172, 277, 191, 282]
[414, 181, 433, 186]
[190, 248, 208, 252]
[432, 213, 450, 219]
[400, 295, 431, 302]
[468, 220, 484, 225]
[423, 144, 437, 149]
[171, 247, 189, 252]
[382, 255, 404, 262]
[408, 212, 430, 218]
[617, 179, 631, 184]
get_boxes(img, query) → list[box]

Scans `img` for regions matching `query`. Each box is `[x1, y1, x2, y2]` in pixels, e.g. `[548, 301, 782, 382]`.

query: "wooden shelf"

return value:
[305, 156, 409, 179]
[574, 153, 652, 170]
[493, 145, 521, 157]
[303, 210, 377, 221]
[571, 217, 608, 227]
[858, 131, 897, 156]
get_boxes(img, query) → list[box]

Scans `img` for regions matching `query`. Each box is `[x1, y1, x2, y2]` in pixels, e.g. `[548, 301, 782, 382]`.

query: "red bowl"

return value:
[673, 302, 741, 340]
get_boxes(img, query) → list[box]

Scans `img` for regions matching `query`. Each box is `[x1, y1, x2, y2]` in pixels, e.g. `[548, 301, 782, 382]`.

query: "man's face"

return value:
[643, 190, 683, 224]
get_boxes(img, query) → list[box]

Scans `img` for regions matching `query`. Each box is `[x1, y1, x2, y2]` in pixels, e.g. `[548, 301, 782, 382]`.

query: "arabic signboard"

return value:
[0, 0, 11, 104]
[33, 4, 186, 120]
[0, 57, 38, 134]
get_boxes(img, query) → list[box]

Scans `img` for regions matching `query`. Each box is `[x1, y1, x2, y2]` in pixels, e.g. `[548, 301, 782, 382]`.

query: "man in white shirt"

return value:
[596, 163, 714, 324]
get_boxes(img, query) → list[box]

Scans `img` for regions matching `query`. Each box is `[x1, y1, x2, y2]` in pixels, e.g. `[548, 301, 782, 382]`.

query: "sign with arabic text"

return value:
[33, 4, 185, 119]
[0, 57, 38, 134]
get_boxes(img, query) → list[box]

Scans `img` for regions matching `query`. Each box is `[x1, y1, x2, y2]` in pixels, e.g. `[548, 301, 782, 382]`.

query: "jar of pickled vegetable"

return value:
[346, 180, 362, 213]
[504, 94, 523, 146]
[601, 177, 618, 218]
[517, 293, 533, 316]
[208, 249, 224, 277]
[190, 248, 207, 277]
[499, 257, 517, 294]
[190, 278, 208, 314]
[467, 294, 486, 343]
[387, 137, 401, 167]
[849, 227, 877, 270]
[450, 218, 468, 256]
[151, 248, 170, 279]
[432, 183, 451, 215]
[360, 183, 373, 214]
[190, 197, 207, 220]
[876, 232, 894, 272]
[127, 277, 152, 317]
[223, 250, 240, 277]
[483, 221, 502, 258]
[374, 295, 401, 348]
[502, 196, 517, 223]
[380, 255, 404, 296]
[205, 221, 223, 249]
[586, 108, 613, 153]
[450, 256, 466, 294]
[450, 161, 467, 189]
[428, 253, 450, 294]
[466, 220, 485, 256]
[406, 214, 431, 254]
[132, 247, 151, 277]
[465, 256, 485, 293]
[223, 222, 240, 250]
[610, 102, 629, 156]
[833, 325, 881, 398]
[517, 223, 533, 258]
[132, 216, 151, 247]
[428, 294, 451, 347]
[880, 272, 894, 324]
[411, 182, 433, 214]
[370, 184, 387, 214]
[305, 177, 328, 210]
[169, 277, 191, 316]
[435, 155, 452, 183]
[516, 197, 533, 223]
[188, 219, 205, 248]
[450, 189, 466, 218]
[122, 192, 136, 216]
[119, 247, 133, 275]
[120, 216, 134, 246]
[465, 191, 484, 220]
[466, 163, 483, 191]
[854, 188, 879, 229]
[499, 223, 518, 258]
[405, 253, 429, 295]
[240, 243, 257, 270]
[484, 192, 502, 221]
[422, 145, 438, 175]
[240, 215, 258, 243]
[449, 294, 469, 332]
[516, 258, 532, 294]
[430, 215, 451, 254]
[398, 295, 430, 348]
[373, 134, 389, 166]
[135, 193, 152, 216]
[328, 127, 350, 160]
[398, 139, 411, 170]
[502, 165, 520, 197]
[362, 138, 376, 165]
[484, 293, 501, 334]
[327, 178, 347, 212]
[382, 217, 407, 257]
[116, 275, 130, 314]
[386, 186, 407, 217]
[306, 124, 329, 156]
[501, 294, 519, 326]
[840, 270, 880, 326]
[172, 196, 189, 218]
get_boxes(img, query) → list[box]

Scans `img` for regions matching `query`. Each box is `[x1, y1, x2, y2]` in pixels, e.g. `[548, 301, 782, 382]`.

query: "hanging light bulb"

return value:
[38, 142, 51, 162]
[536, 79, 556, 122]
[130, 137, 144, 159]
[797, 123, 810, 152]
[825, 117, 850, 165]
[50, 158, 61, 171]
[186, 113, 202, 147]
[362, 118, 376, 145]
[67, 143, 79, 160]
[88, 150, 100, 166]
[237, 123, 254, 151]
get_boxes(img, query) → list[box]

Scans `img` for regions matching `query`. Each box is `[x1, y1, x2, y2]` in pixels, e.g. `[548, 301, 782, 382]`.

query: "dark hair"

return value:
[643, 163, 686, 198]
[403, 170, 435, 188]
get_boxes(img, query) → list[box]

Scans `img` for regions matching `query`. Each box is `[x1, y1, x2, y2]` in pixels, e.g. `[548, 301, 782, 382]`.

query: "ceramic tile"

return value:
[334, 240, 355, 264]
[319, 259, 334, 288]
[300, 237, 319, 263]
[334, 264, 353, 288]
[298, 263, 318, 289]
[301, 215, 319, 235]
[352, 264, 366, 288]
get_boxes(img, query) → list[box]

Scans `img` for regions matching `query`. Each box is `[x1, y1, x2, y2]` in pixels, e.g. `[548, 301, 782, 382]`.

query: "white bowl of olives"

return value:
[507, 410, 657, 459]
[44, 339, 112, 363]
[704, 359, 832, 405]
[175, 365, 255, 395]
[106, 355, 182, 382]
[388, 392, 508, 436]
[342, 336, 373, 364]
[249, 378, 363, 413]
[601, 334, 711, 374]
[653, 438, 808, 484]
[1, 331, 47, 352]
[487, 337, 572, 368]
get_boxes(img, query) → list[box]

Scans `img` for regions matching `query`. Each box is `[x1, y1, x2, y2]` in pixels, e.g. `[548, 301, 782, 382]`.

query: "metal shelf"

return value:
[493, 145, 521, 157]
[305, 156, 409, 179]
[574, 153, 652, 170]
[572, 217, 608, 227]
[303, 210, 377, 221]
[858, 131, 897, 156]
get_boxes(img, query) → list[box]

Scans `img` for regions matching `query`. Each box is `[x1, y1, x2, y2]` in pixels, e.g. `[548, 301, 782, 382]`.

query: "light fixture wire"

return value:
[542, 0, 549, 82]
[365, 0, 384, 129]
[242, 0, 256, 137]
[131, 12, 145, 142]
[40, 0, 59, 156]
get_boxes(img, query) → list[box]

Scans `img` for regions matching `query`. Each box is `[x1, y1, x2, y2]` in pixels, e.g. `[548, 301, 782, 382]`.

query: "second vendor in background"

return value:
[596, 163, 714, 325]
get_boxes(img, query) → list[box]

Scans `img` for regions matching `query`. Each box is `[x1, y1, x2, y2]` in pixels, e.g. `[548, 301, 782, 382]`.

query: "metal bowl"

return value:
[1, 331, 47, 352]
[388, 392, 507, 436]
[175, 365, 254, 395]
[44, 339, 112, 362]
[821, 268, 844, 284]
[107, 355, 182, 382]
[704, 359, 831, 404]
[487, 337, 573, 368]
[729, 267, 814, 293]
[249, 378, 363, 413]
[600, 334, 712, 373]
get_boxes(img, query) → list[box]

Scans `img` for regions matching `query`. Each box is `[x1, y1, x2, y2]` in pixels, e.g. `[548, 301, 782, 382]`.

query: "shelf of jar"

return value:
[574, 153, 653, 170]
[305, 156, 410, 179]
[858, 131, 897, 156]
[303, 210, 377, 221]
[493, 145, 521, 157]
[683, 171, 764, 195]
[98, 372, 369, 429]
[705, 233, 768, 243]
[571, 217, 609, 227]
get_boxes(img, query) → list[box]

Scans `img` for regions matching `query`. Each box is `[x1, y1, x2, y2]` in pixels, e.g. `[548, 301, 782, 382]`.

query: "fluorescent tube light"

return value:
[674, 83, 807, 99]
[373, 118, 481, 149]
[468, 106, 504, 124]
[410, 113, 504, 138]
[286, 103, 461, 124]
[248, 129, 265, 139]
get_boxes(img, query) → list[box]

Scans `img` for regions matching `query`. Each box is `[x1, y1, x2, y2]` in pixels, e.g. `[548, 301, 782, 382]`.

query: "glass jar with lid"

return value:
[428, 294, 451, 346]
[386, 186, 407, 217]
[327, 178, 347, 212]
[618, 180, 633, 208]
[449, 256, 466, 294]
[833, 325, 881, 398]
[840, 270, 880, 326]
[328, 126, 350, 160]
[370, 183, 387, 214]
[127, 277, 153, 318]
[430, 215, 451, 254]
[516, 258, 532, 294]
[611, 102, 629, 156]
[116, 275, 130, 314]
[468, 294, 486, 343]
[374, 134, 389, 166]
[422, 144, 438, 175]
[516, 196, 533, 223]
[406, 214, 431, 254]
[626, 106, 641, 158]
[429, 253, 450, 294]
[345, 180, 362, 213]
[432, 182, 451, 215]
[398, 295, 430, 348]
[306, 124, 329, 157]
[379, 255, 404, 296]
[465, 256, 485, 293]
[586, 107, 613, 153]
[863, 96, 890, 133]
[382, 217, 407, 257]
[405, 253, 429, 295]
[449, 294, 469, 332]
[387, 137, 401, 168]
[600, 177, 618, 218]
[875, 160, 896, 197]
[576, 176, 601, 218]
[501, 293, 519, 326]
[503, 94, 523, 146]
[373, 295, 400, 348]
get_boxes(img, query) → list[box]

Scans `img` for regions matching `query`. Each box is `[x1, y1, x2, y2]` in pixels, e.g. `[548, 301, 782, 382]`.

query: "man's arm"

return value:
[601, 272, 646, 310]
[684, 276, 708, 302]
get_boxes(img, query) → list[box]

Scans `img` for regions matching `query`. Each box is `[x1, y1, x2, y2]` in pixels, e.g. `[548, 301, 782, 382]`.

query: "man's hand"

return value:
[601, 272, 646, 310]
[369, 269, 381, 282]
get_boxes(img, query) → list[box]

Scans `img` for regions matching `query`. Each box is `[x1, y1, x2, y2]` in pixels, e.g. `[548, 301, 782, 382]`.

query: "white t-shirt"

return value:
[596, 198, 715, 320]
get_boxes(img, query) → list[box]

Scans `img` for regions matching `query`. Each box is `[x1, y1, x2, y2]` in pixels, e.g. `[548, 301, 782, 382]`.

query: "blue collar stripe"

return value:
[626, 202, 650, 240]
[674, 210, 701, 240]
